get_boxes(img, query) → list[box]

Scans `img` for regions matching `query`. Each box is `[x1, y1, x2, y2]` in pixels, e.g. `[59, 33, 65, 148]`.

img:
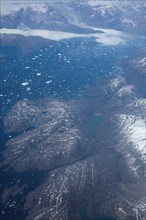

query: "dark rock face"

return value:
[24, 152, 139, 220]
[3, 98, 93, 172]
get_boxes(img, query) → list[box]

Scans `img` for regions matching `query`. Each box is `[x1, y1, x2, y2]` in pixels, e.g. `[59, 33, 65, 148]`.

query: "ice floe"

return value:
[1, 28, 127, 46]
[21, 82, 29, 86]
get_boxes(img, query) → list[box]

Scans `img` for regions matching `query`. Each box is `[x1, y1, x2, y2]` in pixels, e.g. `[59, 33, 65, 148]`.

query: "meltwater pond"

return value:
[0, 36, 144, 117]
[88, 114, 101, 135]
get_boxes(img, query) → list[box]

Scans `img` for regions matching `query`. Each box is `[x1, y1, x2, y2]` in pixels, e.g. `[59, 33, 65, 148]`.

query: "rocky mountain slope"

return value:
[1, 0, 145, 35]
[1, 51, 146, 220]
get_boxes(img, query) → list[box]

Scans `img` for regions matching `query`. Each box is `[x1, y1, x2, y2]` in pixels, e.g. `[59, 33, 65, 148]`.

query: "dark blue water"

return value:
[0, 37, 144, 118]
[80, 205, 117, 220]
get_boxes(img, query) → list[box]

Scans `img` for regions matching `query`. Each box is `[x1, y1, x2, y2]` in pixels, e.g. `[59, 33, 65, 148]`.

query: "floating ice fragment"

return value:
[36, 73, 41, 76]
[0, 28, 127, 46]
[7, 99, 11, 103]
[45, 80, 52, 84]
[25, 66, 30, 69]
[57, 53, 62, 58]
[26, 87, 31, 91]
[21, 82, 29, 86]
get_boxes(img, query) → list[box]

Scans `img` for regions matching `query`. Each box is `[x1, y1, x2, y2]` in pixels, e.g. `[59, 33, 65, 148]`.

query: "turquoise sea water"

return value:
[89, 114, 101, 135]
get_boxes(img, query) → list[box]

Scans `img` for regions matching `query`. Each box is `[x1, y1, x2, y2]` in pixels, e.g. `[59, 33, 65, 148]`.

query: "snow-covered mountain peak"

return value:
[1, 0, 145, 35]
